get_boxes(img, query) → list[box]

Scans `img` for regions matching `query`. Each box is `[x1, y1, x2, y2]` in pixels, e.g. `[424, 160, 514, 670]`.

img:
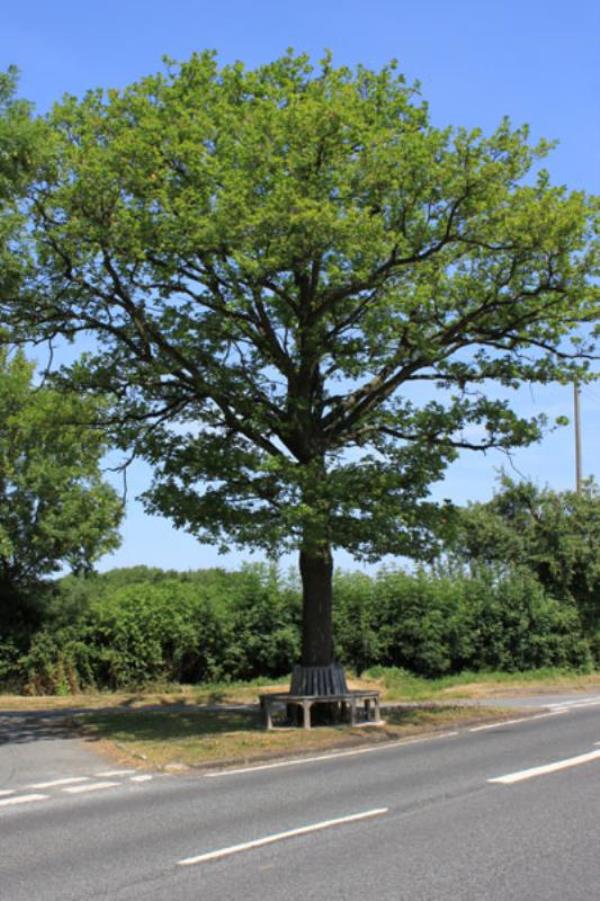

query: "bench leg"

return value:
[350, 698, 357, 726]
[302, 700, 312, 730]
[374, 696, 381, 723]
[262, 699, 273, 731]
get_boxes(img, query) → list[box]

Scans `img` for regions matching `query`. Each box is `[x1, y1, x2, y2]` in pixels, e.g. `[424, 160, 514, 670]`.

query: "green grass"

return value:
[74, 703, 516, 770]
[8, 665, 597, 770]
[361, 666, 600, 701]
[2, 667, 599, 711]
[0, 677, 289, 711]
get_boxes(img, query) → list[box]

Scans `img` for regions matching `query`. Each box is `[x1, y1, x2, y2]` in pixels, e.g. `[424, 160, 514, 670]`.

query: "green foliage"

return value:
[8, 565, 300, 692]
[219, 566, 301, 680]
[452, 477, 600, 635]
[2, 563, 592, 694]
[0, 68, 47, 305]
[0, 638, 21, 688]
[0, 349, 123, 641]
[334, 567, 591, 676]
[3, 52, 598, 566]
[3, 53, 598, 672]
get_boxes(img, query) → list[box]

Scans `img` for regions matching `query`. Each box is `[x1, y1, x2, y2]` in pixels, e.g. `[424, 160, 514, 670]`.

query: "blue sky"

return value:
[3, 0, 599, 573]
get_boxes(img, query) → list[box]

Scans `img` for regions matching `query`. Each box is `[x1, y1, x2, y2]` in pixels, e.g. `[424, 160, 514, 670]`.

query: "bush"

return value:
[0, 562, 593, 694]
[333, 567, 591, 677]
[3, 564, 301, 692]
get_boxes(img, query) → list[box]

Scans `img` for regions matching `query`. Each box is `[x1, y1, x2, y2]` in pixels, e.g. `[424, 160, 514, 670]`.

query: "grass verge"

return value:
[74, 704, 521, 771]
[360, 666, 600, 701]
[1, 667, 600, 712]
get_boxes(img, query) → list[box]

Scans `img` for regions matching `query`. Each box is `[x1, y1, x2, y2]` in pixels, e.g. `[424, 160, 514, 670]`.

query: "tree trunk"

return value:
[292, 464, 346, 709]
[299, 543, 334, 667]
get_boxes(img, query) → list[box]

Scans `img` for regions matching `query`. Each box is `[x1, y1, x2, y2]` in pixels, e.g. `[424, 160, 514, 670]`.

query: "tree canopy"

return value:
[0, 67, 45, 302]
[0, 349, 123, 606]
[452, 476, 600, 636]
[2, 52, 598, 668]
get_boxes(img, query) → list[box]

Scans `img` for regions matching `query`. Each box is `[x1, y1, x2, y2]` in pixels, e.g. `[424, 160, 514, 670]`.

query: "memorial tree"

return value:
[3, 54, 598, 691]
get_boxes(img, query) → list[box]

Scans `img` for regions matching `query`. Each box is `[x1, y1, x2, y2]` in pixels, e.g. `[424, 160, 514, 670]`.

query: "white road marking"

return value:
[547, 697, 600, 710]
[205, 731, 459, 778]
[178, 808, 389, 866]
[130, 774, 153, 783]
[489, 748, 600, 784]
[0, 789, 15, 797]
[30, 777, 89, 789]
[63, 781, 120, 794]
[0, 793, 48, 808]
[469, 711, 565, 732]
[564, 699, 600, 709]
[95, 769, 134, 777]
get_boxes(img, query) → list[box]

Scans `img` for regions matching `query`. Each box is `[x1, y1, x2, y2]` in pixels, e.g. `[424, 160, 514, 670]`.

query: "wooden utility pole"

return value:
[574, 383, 583, 493]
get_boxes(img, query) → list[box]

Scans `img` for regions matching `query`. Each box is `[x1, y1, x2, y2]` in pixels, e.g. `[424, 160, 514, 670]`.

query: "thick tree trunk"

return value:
[299, 543, 334, 667]
[292, 463, 346, 709]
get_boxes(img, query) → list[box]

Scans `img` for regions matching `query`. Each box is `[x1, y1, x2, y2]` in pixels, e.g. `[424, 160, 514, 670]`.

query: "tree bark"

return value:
[299, 543, 334, 667]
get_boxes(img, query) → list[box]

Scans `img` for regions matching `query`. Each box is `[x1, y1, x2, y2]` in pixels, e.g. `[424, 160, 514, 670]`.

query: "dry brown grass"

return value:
[73, 704, 523, 771]
[2, 669, 600, 713]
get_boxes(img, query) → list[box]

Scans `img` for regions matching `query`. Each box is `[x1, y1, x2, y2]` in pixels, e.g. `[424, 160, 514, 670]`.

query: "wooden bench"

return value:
[259, 690, 382, 730]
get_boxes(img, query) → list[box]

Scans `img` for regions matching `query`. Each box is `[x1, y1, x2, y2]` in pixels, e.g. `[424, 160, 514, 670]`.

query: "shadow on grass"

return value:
[77, 708, 263, 743]
[76, 703, 472, 746]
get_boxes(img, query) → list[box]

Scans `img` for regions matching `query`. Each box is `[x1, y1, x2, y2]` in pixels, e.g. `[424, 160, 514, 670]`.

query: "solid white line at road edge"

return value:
[178, 808, 389, 866]
[469, 710, 565, 732]
[205, 731, 459, 777]
[488, 748, 600, 784]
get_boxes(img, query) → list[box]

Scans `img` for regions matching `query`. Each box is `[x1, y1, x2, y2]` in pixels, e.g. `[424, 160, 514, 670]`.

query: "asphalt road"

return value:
[1, 695, 599, 900]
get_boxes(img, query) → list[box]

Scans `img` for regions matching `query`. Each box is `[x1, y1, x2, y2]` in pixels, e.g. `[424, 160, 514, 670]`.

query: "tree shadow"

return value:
[0, 714, 79, 745]
[77, 708, 263, 744]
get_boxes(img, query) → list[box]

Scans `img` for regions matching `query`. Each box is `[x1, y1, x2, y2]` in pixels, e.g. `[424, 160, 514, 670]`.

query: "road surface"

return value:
[1, 694, 599, 900]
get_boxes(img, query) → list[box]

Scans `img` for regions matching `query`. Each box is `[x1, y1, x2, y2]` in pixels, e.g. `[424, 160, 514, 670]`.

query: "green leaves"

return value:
[2, 53, 599, 561]
[452, 477, 600, 635]
[0, 349, 123, 594]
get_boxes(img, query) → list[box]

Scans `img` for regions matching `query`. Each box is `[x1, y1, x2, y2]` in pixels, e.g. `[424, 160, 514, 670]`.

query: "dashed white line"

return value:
[30, 777, 89, 789]
[205, 731, 459, 777]
[130, 774, 153, 783]
[547, 698, 600, 710]
[0, 793, 48, 808]
[63, 781, 120, 794]
[178, 808, 389, 866]
[0, 789, 15, 797]
[489, 748, 600, 784]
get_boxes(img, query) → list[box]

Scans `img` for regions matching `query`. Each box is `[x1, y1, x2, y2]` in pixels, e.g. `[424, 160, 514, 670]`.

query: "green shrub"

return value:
[220, 565, 300, 680]
[1, 562, 593, 694]
[333, 567, 591, 677]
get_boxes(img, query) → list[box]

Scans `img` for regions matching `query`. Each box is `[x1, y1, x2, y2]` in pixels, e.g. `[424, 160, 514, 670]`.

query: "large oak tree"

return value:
[3, 53, 598, 682]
